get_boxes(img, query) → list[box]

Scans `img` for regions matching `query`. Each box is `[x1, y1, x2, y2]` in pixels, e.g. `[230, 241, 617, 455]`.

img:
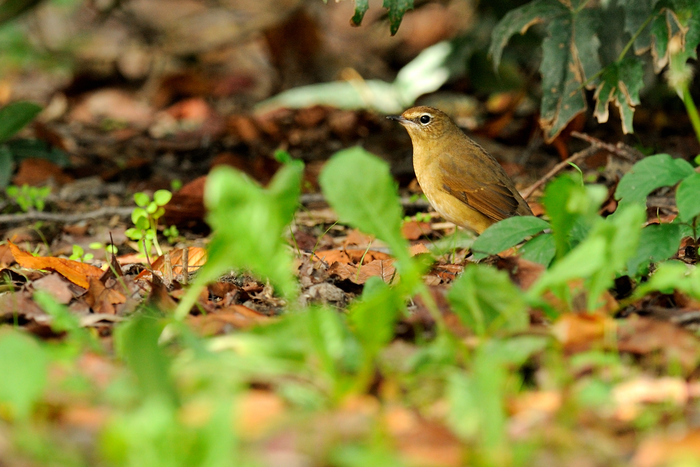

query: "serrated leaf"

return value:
[593, 58, 644, 134]
[539, 9, 601, 142]
[489, 0, 567, 71]
[627, 223, 684, 275]
[0, 101, 42, 143]
[382, 0, 414, 36]
[620, 0, 655, 54]
[351, 0, 369, 26]
[677, 172, 700, 222]
[471, 216, 550, 260]
[615, 153, 695, 212]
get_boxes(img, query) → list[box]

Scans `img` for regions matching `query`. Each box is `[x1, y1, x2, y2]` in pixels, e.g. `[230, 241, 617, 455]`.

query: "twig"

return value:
[521, 146, 600, 200]
[0, 206, 134, 225]
[571, 131, 644, 162]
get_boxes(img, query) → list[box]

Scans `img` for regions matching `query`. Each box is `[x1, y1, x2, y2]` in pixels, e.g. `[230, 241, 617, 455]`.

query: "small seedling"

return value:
[6, 184, 50, 212]
[125, 189, 173, 258]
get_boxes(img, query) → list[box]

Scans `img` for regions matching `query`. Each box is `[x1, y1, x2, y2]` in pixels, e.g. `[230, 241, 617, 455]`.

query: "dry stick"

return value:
[571, 131, 644, 162]
[521, 146, 600, 200]
[0, 206, 134, 225]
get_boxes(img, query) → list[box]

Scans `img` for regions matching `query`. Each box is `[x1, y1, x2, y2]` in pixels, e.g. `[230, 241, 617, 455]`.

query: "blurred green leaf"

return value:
[471, 216, 550, 260]
[627, 223, 685, 275]
[320, 147, 414, 275]
[0, 330, 48, 419]
[175, 161, 303, 318]
[382, 0, 414, 35]
[447, 264, 528, 336]
[676, 172, 700, 222]
[115, 314, 178, 405]
[615, 154, 694, 211]
[0, 145, 13, 189]
[0, 101, 41, 143]
[519, 232, 556, 265]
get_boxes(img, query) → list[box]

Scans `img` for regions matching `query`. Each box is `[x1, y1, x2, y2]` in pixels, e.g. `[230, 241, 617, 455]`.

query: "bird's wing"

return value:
[438, 151, 522, 222]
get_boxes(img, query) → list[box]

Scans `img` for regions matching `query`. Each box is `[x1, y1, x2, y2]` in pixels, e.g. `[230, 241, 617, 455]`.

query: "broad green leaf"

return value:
[489, 0, 567, 70]
[447, 264, 528, 336]
[539, 9, 601, 141]
[633, 260, 700, 300]
[627, 223, 684, 275]
[153, 189, 172, 206]
[115, 314, 178, 404]
[320, 147, 410, 266]
[351, 0, 369, 26]
[519, 232, 556, 265]
[382, 0, 414, 35]
[676, 172, 700, 222]
[349, 277, 404, 356]
[593, 58, 644, 134]
[0, 101, 41, 143]
[0, 330, 48, 419]
[471, 216, 550, 260]
[175, 162, 303, 318]
[649, 3, 700, 71]
[542, 174, 606, 258]
[0, 145, 13, 189]
[615, 154, 694, 211]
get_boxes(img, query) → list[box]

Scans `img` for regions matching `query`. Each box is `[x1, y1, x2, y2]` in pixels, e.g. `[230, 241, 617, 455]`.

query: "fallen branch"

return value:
[571, 131, 645, 162]
[521, 146, 600, 200]
[0, 206, 134, 225]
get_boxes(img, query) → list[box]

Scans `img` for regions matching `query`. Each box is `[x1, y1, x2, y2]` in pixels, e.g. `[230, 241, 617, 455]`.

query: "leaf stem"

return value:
[680, 83, 700, 146]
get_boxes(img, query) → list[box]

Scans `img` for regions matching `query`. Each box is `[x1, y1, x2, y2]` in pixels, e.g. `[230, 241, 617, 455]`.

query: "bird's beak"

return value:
[387, 115, 409, 125]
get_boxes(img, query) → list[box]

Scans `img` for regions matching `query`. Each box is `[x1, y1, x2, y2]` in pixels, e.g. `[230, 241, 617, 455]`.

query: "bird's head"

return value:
[387, 106, 455, 142]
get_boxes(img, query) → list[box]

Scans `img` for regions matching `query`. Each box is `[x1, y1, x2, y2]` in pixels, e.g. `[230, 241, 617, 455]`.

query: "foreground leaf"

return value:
[471, 216, 550, 260]
[593, 58, 644, 134]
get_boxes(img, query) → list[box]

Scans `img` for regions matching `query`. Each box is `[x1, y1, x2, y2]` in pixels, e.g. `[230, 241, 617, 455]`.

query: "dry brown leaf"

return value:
[327, 258, 396, 284]
[551, 312, 616, 352]
[617, 315, 700, 374]
[187, 305, 270, 335]
[613, 376, 687, 422]
[32, 273, 74, 304]
[9, 241, 103, 289]
[151, 247, 207, 276]
[236, 390, 286, 439]
[402, 220, 432, 240]
[633, 430, 700, 467]
[384, 406, 463, 467]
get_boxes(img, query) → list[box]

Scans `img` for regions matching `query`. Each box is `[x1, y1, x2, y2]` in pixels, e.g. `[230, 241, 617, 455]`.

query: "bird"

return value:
[388, 106, 532, 234]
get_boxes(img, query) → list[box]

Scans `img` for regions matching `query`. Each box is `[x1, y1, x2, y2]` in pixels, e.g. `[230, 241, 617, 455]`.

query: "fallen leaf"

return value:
[613, 376, 687, 421]
[633, 430, 700, 467]
[551, 312, 616, 352]
[9, 241, 103, 289]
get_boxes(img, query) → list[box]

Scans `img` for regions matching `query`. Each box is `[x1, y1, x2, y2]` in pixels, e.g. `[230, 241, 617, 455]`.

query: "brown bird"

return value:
[388, 106, 532, 234]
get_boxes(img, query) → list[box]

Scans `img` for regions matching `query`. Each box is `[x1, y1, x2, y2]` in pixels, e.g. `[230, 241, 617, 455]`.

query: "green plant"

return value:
[6, 184, 50, 212]
[68, 245, 93, 263]
[125, 190, 173, 258]
[490, 0, 700, 142]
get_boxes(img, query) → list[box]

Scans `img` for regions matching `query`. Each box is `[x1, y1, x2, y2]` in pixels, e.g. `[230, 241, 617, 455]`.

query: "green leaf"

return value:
[0, 101, 41, 143]
[382, 0, 414, 36]
[529, 205, 645, 310]
[351, 0, 369, 26]
[593, 58, 644, 134]
[519, 232, 556, 266]
[539, 9, 601, 141]
[542, 174, 606, 258]
[0, 145, 13, 189]
[489, 0, 567, 71]
[0, 330, 48, 419]
[320, 147, 410, 267]
[349, 277, 404, 356]
[174, 161, 303, 319]
[627, 223, 684, 275]
[153, 189, 172, 206]
[134, 192, 149, 207]
[615, 154, 695, 211]
[676, 172, 700, 222]
[471, 216, 550, 260]
[620, 0, 655, 54]
[447, 264, 528, 336]
[115, 314, 178, 405]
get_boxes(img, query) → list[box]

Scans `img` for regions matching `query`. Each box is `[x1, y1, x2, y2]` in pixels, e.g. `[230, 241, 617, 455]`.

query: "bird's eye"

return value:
[419, 114, 431, 125]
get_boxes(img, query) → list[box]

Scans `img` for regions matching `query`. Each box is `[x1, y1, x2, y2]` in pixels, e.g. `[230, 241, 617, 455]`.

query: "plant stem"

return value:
[617, 14, 654, 63]
[681, 83, 700, 145]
